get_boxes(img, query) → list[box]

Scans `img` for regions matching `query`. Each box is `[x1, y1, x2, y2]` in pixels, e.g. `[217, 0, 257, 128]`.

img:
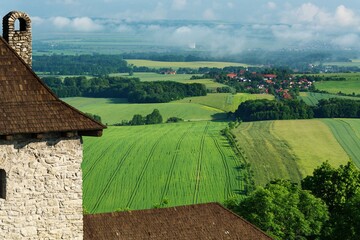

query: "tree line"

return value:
[42, 76, 206, 103]
[234, 98, 360, 122]
[33, 54, 130, 75]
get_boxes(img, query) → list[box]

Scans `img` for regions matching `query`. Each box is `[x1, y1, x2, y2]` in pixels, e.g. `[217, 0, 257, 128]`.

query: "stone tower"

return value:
[0, 11, 105, 238]
[3, 11, 32, 66]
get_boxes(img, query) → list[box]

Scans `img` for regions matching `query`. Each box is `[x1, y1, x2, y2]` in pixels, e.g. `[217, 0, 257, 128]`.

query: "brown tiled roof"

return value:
[84, 203, 273, 240]
[0, 37, 105, 136]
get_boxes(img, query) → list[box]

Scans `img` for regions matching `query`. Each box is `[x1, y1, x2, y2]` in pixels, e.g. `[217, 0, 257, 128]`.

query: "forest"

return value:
[43, 76, 207, 103]
[234, 98, 360, 121]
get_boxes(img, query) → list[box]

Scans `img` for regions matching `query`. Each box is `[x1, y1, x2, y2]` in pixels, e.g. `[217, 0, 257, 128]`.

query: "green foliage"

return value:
[233, 180, 329, 240]
[44, 76, 207, 103]
[85, 112, 102, 123]
[130, 114, 145, 125]
[302, 162, 360, 240]
[145, 109, 163, 124]
[235, 99, 313, 122]
[126, 109, 163, 126]
[34, 54, 130, 75]
[302, 161, 360, 211]
[166, 117, 184, 123]
[314, 98, 360, 118]
[235, 98, 360, 122]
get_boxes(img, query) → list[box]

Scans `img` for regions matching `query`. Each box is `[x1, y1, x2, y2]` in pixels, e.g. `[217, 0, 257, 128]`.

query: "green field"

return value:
[298, 92, 360, 105]
[232, 119, 351, 186]
[82, 122, 246, 213]
[63, 97, 226, 124]
[126, 59, 250, 69]
[62, 93, 273, 124]
[322, 119, 360, 167]
[313, 73, 360, 95]
[175, 93, 274, 112]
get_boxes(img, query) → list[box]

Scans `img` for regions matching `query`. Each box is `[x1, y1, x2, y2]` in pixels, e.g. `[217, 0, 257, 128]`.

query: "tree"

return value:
[232, 180, 329, 240]
[130, 114, 145, 125]
[302, 161, 360, 239]
[145, 109, 163, 124]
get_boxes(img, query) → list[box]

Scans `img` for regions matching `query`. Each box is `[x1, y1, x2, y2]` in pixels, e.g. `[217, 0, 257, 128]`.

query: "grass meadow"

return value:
[63, 97, 226, 124]
[62, 93, 273, 124]
[232, 119, 351, 186]
[82, 122, 246, 213]
[175, 93, 274, 112]
[313, 73, 360, 95]
[298, 92, 360, 106]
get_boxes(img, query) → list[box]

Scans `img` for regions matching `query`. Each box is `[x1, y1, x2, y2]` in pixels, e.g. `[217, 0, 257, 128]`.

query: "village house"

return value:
[0, 10, 273, 239]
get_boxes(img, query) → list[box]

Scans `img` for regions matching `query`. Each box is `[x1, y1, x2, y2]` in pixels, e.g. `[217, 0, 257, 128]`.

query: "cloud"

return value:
[331, 34, 360, 48]
[267, 2, 277, 10]
[172, 0, 187, 10]
[52, 16, 71, 28]
[50, 16, 103, 32]
[335, 5, 359, 26]
[72, 17, 103, 32]
[203, 8, 216, 20]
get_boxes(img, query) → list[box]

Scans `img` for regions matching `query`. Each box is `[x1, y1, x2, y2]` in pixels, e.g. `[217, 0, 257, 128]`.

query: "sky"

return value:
[1, 1, 360, 51]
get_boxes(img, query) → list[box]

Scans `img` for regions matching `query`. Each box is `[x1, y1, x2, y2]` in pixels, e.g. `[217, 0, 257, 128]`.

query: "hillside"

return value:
[231, 119, 352, 186]
[82, 122, 248, 213]
[62, 93, 273, 124]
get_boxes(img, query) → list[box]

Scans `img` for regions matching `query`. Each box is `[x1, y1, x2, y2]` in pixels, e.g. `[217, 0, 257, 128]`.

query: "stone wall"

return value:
[0, 135, 83, 239]
[3, 11, 32, 66]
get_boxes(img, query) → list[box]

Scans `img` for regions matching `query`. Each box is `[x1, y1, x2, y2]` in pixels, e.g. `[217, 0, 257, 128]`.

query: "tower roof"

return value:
[0, 37, 105, 137]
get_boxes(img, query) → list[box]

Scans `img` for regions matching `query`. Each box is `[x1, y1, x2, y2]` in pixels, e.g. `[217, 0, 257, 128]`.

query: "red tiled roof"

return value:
[84, 203, 273, 240]
[0, 37, 105, 136]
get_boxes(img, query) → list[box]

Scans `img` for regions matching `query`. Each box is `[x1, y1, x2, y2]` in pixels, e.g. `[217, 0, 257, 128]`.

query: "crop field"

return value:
[313, 73, 360, 95]
[298, 92, 360, 105]
[175, 93, 274, 112]
[126, 59, 250, 69]
[232, 119, 350, 186]
[62, 97, 226, 124]
[82, 122, 246, 213]
[322, 119, 360, 167]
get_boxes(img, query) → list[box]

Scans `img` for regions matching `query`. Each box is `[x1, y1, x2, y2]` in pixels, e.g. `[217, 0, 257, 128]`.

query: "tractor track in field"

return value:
[335, 120, 360, 165]
[160, 125, 193, 202]
[83, 144, 114, 181]
[326, 120, 359, 158]
[126, 129, 172, 209]
[193, 122, 210, 204]
[211, 135, 231, 198]
[91, 141, 137, 213]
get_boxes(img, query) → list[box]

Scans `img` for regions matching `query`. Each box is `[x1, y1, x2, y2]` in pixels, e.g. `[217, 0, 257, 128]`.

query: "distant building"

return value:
[227, 73, 238, 79]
